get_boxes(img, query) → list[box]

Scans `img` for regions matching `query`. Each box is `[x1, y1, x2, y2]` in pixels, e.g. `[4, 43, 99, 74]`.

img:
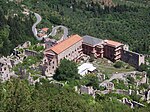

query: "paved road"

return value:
[48, 25, 68, 41]
[32, 13, 42, 40]
[32, 13, 68, 41]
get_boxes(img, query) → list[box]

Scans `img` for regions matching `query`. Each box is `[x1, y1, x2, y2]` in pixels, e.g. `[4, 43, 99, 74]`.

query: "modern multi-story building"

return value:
[103, 40, 124, 62]
[82, 35, 124, 61]
[82, 35, 104, 58]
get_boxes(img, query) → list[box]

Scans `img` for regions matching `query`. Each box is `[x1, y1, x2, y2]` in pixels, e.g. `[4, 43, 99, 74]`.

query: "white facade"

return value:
[78, 63, 96, 76]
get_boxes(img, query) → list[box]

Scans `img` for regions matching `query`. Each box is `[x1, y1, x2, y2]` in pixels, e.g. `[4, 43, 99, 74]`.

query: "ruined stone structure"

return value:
[80, 85, 95, 97]
[121, 50, 145, 68]
[0, 57, 16, 82]
[25, 49, 38, 57]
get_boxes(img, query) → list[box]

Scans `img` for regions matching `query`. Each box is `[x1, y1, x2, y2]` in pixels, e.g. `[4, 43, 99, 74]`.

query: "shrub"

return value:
[114, 61, 123, 68]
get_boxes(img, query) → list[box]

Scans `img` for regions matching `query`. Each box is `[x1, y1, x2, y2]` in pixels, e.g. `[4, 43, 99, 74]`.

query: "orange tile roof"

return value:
[37, 33, 46, 37]
[41, 28, 49, 32]
[104, 40, 123, 47]
[46, 34, 82, 54]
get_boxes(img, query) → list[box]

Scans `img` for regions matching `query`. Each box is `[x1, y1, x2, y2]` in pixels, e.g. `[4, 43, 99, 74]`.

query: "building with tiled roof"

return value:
[43, 34, 83, 76]
[41, 28, 49, 32]
[104, 39, 124, 61]
[82, 35, 104, 58]
[48, 34, 82, 54]
[104, 40, 124, 47]
[42, 34, 145, 77]
[82, 35, 124, 61]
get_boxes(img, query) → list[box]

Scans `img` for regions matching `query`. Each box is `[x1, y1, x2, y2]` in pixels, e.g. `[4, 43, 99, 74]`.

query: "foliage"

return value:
[112, 79, 128, 90]
[139, 83, 149, 90]
[1, 77, 147, 112]
[147, 69, 150, 78]
[1, 77, 150, 112]
[127, 75, 135, 85]
[0, 78, 103, 112]
[106, 93, 131, 100]
[24, 0, 150, 55]
[130, 92, 141, 102]
[95, 94, 132, 112]
[0, 3, 37, 56]
[138, 63, 148, 72]
[28, 44, 44, 52]
[84, 74, 100, 90]
[114, 61, 123, 68]
[53, 59, 79, 81]
[1, 0, 150, 56]
[13, 56, 41, 79]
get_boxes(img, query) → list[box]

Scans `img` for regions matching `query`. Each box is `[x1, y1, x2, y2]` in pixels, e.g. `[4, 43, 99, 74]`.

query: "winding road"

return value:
[32, 13, 68, 41]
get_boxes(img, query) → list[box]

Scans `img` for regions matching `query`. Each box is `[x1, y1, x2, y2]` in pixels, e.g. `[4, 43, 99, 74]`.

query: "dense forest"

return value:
[0, 0, 150, 56]
[24, 0, 150, 54]
[1, 78, 150, 112]
[0, 1, 36, 56]
[1, 1, 150, 111]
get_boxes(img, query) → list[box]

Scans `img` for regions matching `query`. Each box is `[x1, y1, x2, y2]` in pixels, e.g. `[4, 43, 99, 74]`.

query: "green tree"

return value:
[0, 25, 11, 56]
[138, 63, 147, 72]
[114, 61, 123, 68]
[84, 74, 99, 90]
[53, 59, 79, 81]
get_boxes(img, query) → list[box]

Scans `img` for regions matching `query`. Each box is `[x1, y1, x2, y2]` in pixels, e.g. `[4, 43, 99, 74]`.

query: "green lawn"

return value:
[92, 58, 135, 75]
[52, 29, 64, 41]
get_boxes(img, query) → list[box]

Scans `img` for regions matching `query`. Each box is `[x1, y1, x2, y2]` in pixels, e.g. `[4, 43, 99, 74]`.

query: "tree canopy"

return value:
[53, 59, 79, 81]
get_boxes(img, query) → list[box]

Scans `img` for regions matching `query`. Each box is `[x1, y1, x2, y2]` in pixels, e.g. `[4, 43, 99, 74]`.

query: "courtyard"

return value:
[92, 58, 135, 75]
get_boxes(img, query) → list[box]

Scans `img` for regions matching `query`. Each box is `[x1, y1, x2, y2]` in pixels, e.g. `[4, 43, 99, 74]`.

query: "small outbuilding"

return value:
[78, 63, 96, 76]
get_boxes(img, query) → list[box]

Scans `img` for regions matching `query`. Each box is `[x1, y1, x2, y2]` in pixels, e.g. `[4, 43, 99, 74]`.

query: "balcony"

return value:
[78, 49, 83, 53]
[114, 52, 121, 56]
[115, 47, 122, 51]
[114, 55, 121, 60]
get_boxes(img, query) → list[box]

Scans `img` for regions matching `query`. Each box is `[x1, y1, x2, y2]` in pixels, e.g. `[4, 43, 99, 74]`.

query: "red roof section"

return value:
[41, 28, 49, 32]
[46, 34, 82, 54]
[37, 33, 46, 37]
[105, 40, 123, 47]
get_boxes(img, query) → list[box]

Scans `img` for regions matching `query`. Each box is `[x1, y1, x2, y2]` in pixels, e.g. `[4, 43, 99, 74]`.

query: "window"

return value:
[52, 66, 54, 69]
[4, 67, 6, 71]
